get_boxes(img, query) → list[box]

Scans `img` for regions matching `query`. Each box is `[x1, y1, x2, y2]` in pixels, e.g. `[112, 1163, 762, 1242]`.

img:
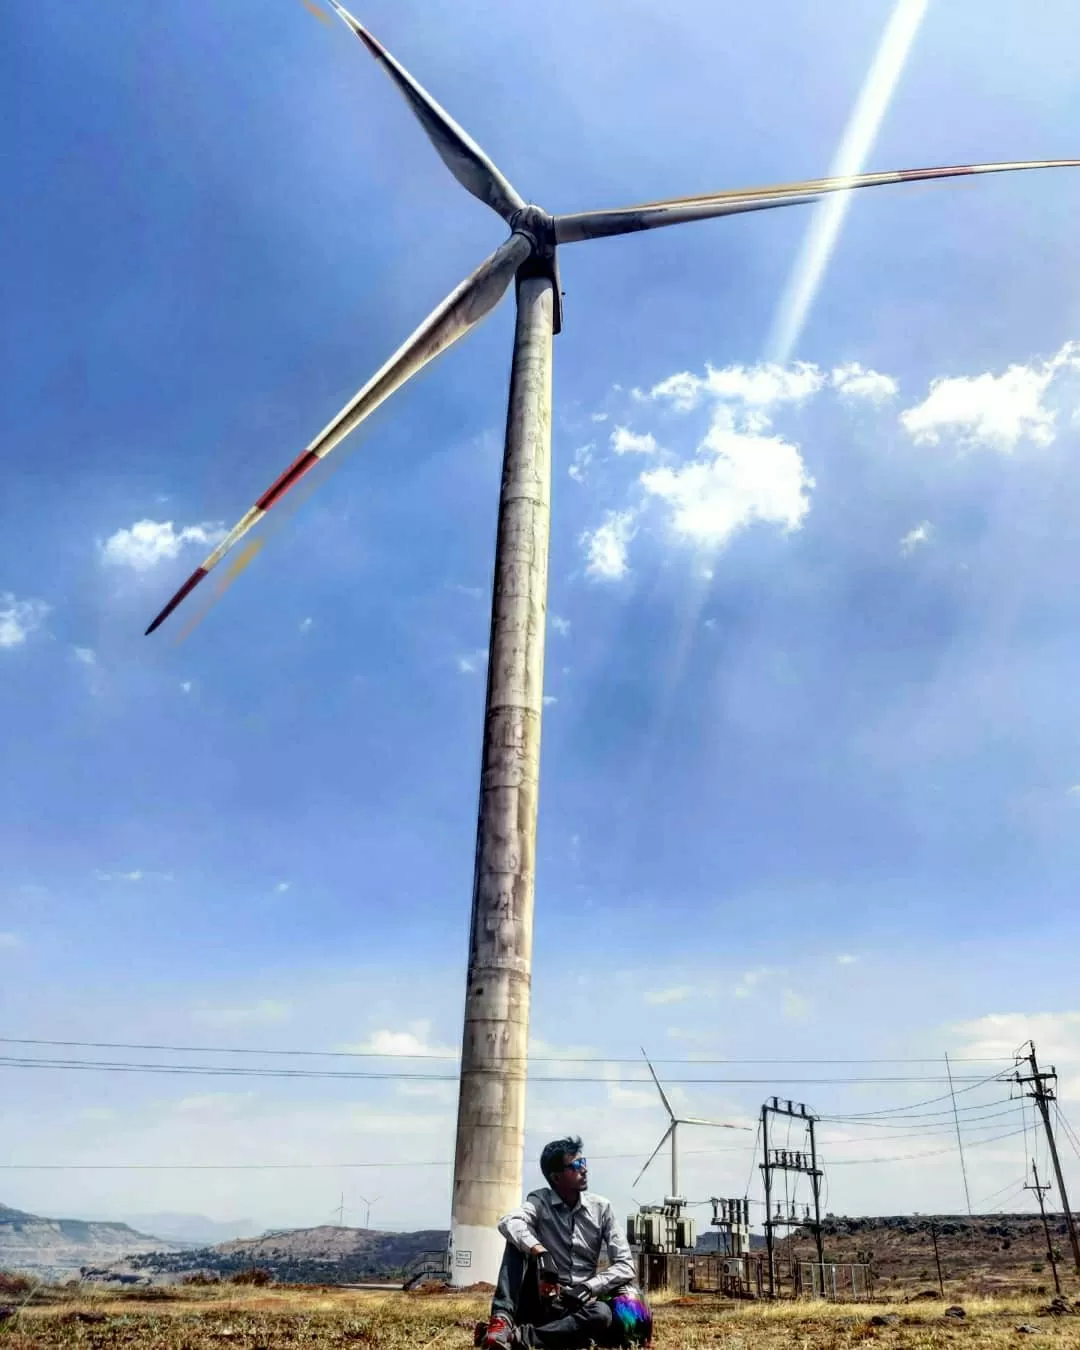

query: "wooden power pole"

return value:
[929, 1220, 945, 1297]
[1012, 1042, 1080, 1277]
[1026, 1160, 1062, 1297]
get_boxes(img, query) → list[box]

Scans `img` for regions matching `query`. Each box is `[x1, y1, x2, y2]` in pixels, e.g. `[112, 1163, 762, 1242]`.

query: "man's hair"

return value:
[541, 1135, 583, 1184]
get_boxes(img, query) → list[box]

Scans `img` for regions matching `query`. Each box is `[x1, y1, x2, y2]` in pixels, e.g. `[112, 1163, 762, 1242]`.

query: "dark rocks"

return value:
[944, 1306, 966, 1319]
[1016, 1325, 1040, 1335]
[869, 1313, 900, 1326]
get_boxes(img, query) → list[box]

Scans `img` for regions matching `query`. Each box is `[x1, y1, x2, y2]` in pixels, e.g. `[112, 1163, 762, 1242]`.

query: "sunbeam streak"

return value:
[768, 0, 931, 364]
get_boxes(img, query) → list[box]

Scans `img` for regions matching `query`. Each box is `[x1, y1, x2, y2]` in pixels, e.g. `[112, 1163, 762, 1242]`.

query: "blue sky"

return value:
[3, 0, 1080, 1235]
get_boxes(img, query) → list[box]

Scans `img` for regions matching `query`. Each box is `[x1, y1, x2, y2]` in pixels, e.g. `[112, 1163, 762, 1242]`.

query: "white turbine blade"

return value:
[632, 1124, 674, 1189]
[554, 157, 1080, 243]
[146, 232, 530, 634]
[677, 1115, 752, 1131]
[641, 1047, 675, 1121]
[324, 1, 526, 222]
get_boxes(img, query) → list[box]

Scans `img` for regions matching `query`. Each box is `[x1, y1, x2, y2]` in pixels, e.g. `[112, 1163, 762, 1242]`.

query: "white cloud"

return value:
[456, 649, 488, 674]
[345, 1020, 456, 1059]
[707, 361, 826, 408]
[900, 341, 1080, 453]
[644, 986, 694, 1006]
[299, 617, 314, 633]
[550, 615, 570, 637]
[610, 426, 658, 456]
[180, 681, 193, 694]
[1067, 785, 1080, 797]
[647, 371, 704, 413]
[568, 443, 594, 483]
[192, 999, 292, 1027]
[0, 932, 24, 951]
[640, 406, 813, 549]
[543, 695, 558, 706]
[900, 520, 932, 554]
[733, 967, 773, 998]
[95, 869, 174, 883]
[72, 646, 97, 665]
[782, 989, 812, 1021]
[648, 361, 826, 416]
[0, 593, 49, 649]
[581, 510, 636, 580]
[952, 1011, 1080, 1101]
[590, 412, 609, 423]
[101, 519, 226, 572]
[836, 953, 859, 966]
[176, 1093, 255, 1115]
[831, 362, 899, 403]
[275, 881, 291, 894]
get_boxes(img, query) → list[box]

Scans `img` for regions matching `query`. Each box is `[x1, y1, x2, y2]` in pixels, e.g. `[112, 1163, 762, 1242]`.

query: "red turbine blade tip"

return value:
[255, 448, 320, 512]
[145, 567, 209, 635]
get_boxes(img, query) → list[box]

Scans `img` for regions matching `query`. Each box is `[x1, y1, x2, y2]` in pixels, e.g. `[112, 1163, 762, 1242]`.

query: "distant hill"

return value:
[779, 1213, 1080, 1295]
[119, 1214, 257, 1247]
[0, 1202, 180, 1280]
[117, 1225, 449, 1285]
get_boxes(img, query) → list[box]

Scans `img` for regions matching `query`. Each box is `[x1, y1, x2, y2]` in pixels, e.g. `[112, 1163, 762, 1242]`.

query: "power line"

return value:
[972, 1174, 1031, 1211]
[819, 1104, 1022, 1134]
[821, 1125, 1029, 1167]
[945, 1051, 973, 1215]
[0, 1054, 997, 1085]
[818, 1067, 1011, 1120]
[0, 1036, 1029, 1065]
[1055, 1103, 1080, 1164]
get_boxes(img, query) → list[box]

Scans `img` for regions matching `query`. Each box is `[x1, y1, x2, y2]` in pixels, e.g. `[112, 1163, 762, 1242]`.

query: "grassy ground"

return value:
[3, 1286, 1079, 1350]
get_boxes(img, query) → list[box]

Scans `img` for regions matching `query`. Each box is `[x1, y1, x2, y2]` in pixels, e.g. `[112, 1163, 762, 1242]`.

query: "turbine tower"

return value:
[144, 0, 1080, 1287]
[634, 1051, 748, 1201]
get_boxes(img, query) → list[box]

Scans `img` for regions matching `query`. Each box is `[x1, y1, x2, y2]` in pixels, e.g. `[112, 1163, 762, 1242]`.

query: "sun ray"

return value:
[768, 0, 931, 363]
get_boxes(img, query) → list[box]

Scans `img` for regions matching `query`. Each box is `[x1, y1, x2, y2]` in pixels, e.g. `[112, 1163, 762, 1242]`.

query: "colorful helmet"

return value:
[609, 1287, 652, 1346]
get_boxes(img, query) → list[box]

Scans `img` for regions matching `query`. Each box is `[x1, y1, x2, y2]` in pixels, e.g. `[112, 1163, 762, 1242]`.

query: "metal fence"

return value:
[640, 1251, 874, 1301]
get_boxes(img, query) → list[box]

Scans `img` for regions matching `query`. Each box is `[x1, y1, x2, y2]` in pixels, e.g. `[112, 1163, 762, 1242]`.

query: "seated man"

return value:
[479, 1135, 650, 1350]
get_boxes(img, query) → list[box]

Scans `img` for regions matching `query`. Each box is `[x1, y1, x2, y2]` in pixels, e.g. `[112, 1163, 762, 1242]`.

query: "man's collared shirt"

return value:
[498, 1188, 635, 1297]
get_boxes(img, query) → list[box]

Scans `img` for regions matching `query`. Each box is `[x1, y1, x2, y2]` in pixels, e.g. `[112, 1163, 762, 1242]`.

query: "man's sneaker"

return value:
[479, 1314, 515, 1350]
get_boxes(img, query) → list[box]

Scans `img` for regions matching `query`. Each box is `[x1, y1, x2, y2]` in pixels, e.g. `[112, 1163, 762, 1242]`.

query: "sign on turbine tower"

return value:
[144, 0, 1080, 1290]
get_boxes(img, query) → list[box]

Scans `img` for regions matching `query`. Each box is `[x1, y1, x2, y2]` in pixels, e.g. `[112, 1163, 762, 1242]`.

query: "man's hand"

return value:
[560, 1282, 596, 1311]
[535, 1250, 559, 1298]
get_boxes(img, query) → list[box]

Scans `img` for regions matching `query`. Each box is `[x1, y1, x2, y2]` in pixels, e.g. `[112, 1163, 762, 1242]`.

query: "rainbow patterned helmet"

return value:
[609, 1286, 652, 1346]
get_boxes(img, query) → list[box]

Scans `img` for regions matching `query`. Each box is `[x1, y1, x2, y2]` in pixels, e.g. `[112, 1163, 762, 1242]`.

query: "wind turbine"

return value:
[634, 1051, 748, 1202]
[144, 0, 1079, 1286]
[356, 1193, 381, 1230]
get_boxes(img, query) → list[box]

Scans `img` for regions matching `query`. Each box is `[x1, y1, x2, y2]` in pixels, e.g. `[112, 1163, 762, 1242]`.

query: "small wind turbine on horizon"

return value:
[633, 1051, 749, 1201]
[143, 0, 1080, 1285]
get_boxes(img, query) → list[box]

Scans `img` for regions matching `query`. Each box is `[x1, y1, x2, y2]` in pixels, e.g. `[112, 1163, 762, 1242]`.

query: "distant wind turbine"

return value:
[144, 0, 1079, 1286]
[634, 1050, 749, 1200]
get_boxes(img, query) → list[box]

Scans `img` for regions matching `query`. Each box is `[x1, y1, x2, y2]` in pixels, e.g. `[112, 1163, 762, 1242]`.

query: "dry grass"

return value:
[2, 1285, 1078, 1350]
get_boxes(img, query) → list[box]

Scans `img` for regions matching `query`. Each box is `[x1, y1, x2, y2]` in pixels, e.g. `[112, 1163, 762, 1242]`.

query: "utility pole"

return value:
[761, 1104, 774, 1297]
[450, 266, 555, 1287]
[928, 1220, 944, 1297]
[1011, 1042, 1080, 1277]
[336, 1193, 345, 1226]
[807, 1114, 826, 1290]
[1026, 1161, 1062, 1297]
[759, 1098, 825, 1297]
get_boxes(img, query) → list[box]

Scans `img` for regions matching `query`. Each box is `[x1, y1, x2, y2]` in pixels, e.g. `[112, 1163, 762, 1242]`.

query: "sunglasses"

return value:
[563, 1157, 588, 1172]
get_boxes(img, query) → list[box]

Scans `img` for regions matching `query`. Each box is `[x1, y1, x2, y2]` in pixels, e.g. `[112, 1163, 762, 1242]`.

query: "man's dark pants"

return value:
[491, 1245, 616, 1349]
